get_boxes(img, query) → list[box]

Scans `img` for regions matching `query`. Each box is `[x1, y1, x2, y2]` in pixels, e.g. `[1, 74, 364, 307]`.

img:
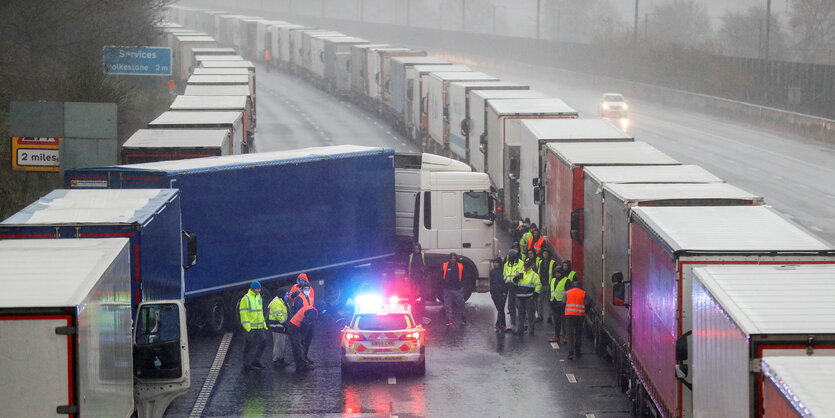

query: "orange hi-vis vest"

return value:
[290, 284, 315, 304]
[289, 294, 315, 327]
[442, 262, 464, 281]
[527, 236, 545, 252]
[565, 288, 586, 316]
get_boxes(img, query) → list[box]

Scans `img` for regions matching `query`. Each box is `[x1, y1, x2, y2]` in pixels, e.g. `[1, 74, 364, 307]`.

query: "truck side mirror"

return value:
[479, 133, 487, 153]
[532, 178, 540, 187]
[533, 187, 543, 205]
[570, 209, 583, 243]
[443, 106, 449, 118]
[612, 272, 629, 307]
[461, 118, 471, 136]
[675, 331, 692, 388]
[183, 230, 198, 270]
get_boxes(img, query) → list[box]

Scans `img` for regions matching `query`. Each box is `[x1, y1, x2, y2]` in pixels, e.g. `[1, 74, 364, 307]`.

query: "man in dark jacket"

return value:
[489, 257, 507, 331]
[441, 253, 466, 326]
[287, 284, 317, 372]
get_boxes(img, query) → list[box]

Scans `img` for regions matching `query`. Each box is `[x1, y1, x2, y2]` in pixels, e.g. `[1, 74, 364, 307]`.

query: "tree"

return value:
[789, 0, 835, 64]
[718, 6, 789, 60]
[647, 0, 713, 47]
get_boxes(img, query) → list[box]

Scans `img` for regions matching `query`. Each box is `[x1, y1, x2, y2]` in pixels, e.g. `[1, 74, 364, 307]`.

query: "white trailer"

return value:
[173, 35, 217, 81]
[691, 265, 835, 417]
[404, 64, 471, 141]
[121, 128, 234, 163]
[278, 25, 312, 66]
[302, 31, 345, 75]
[308, 33, 356, 79]
[265, 22, 300, 67]
[377, 49, 426, 108]
[322, 37, 368, 90]
[520, 118, 632, 226]
[350, 44, 389, 99]
[387, 56, 451, 123]
[0, 239, 189, 418]
[171, 93, 252, 132]
[182, 84, 255, 131]
[448, 81, 529, 162]
[427, 72, 500, 154]
[148, 110, 248, 154]
[366, 47, 412, 104]
[466, 89, 551, 173]
[760, 356, 835, 418]
[292, 29, 334, 69]
[483, 98, 578, 221]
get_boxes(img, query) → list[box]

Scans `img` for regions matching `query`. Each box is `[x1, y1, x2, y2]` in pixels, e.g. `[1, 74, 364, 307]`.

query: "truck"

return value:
[170, 93, 253, 131]
[173, 35, 217, 81]
[386, 57, 450, 126]
[760, 356, 835, 418]
[301, 31, 345, 75]
[466, 89, 551, 173]
[542, 141, 679, 278]
[622, 206, 835, 418]
[147, 110, 248, 154]
[447, 81, 529, 162]
[65, 146, 495, 333]
[404, 64, 471, 142]
[520, 118, 632, 228]
[121, 128, 234, 163]
[350, 44, 389, 101]
[321, 36, 369, 91]
[0, 189, 191, 314]
[376, 49, 427, 110]
[427, 72, 500, 155]
[277, 25, 312, 68]
[483, 98, 579, 224]
[0, 238, 190, 418]
[267, 23, 305, 68]
[691, 265, 835, 418]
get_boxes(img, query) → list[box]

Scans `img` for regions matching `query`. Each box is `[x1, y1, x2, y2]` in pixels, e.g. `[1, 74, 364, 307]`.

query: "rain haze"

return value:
[0, 0, 833, 417]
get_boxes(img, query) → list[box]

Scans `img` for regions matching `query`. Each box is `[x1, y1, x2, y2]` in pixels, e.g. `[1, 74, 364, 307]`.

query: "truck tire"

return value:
[461, 260, 478, 302]
[207, 296, 226, 335]
[187, 302, 208, 332]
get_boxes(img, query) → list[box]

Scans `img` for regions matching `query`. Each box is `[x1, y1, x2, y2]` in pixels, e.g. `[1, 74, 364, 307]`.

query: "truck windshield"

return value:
[463, 191, 491, 219]
[356, 314, 410, 330]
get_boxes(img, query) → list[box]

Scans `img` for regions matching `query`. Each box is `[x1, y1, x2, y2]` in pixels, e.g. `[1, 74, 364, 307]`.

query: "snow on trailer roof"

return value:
[195, 55, 244, 62]
[451, 81, 528, 89]
[170, 95, 247, 110]
[122, 129, 230, 149]
[604, 183, 763, 205]
[475, 90, 550, 99]
[429, 71, 498, 81]
[523, 118, 631, 140]
[412, 65, 471, 73]
[176, 36, 216, 43]
[148, 111, 242, 127]
[390, 56, 450, 65]
[696, 265, 835, 334]
[86, 145, 392, 175]
[2, 189, 177, 225]
[187, 75, 250, 84]
[584, 165, 723, 184]
[184, 85, 251, 96]
[192, 68, 249, 75]
[631, 206, 834, 254]
[546, 141, 679, 166]
[761, 356, 835, 416]
[199, 60, 255, 69]
[190, 47, 237, 54]
[322, 36, 368, 44]
[0, 239, 129, 308]
[489, 98, 577, 115]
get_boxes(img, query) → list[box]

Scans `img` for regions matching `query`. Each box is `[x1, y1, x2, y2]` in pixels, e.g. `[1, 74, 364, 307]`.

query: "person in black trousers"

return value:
[489, 257, 507, 332]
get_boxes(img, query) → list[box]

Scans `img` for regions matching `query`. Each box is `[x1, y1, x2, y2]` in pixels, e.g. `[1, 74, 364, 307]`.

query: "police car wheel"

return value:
[413, 360, 425, 377]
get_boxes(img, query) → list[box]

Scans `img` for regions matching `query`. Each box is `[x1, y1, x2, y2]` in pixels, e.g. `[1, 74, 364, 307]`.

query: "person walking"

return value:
[287, 286, 317, 372]
[408, 242, 428, 302]
[240, 281, 267, 370]
[512, 258, 541, 336]
[489, 257, 507, 332]
[564, 281, 587, 359]
[548, 267, 571, 343]
[536, 248, 557, 324]
[267, 291, 290, 368]
[264, 48, 271, 72]
[441, 253, 466, 326]
[503, 249, 524, 333]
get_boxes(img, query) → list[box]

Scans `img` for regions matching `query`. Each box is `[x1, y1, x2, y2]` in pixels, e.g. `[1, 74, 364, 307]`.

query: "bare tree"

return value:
[647, 0, 713, 47]
[718, 6, 789, 60]
[789, 0, 835, 64]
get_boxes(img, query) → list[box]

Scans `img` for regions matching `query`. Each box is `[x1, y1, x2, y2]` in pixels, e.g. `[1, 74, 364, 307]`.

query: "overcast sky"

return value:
[611, 0, 792, 24]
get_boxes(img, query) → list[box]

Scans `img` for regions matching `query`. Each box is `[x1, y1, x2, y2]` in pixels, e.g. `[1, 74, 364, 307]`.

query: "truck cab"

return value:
[395, 153, 496, 298]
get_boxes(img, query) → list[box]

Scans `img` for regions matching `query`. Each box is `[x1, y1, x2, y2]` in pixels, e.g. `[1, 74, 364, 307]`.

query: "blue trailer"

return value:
[0, 189, 187, 315]
[64, 145, 396, 333]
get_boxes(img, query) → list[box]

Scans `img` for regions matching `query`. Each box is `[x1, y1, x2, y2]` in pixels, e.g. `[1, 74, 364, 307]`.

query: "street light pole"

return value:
[462, 0, 466, 31]
[536, 0, 541, 39]
[633, 0, 640, 44]
[764, 0, 772, 60]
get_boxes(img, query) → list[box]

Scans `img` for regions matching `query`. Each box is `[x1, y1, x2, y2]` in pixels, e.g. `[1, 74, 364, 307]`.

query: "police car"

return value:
[340, 295, 426, 376]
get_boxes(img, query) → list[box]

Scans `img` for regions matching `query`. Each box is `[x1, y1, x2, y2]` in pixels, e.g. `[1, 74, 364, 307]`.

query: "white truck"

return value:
[404, 64, 471, 142]
[760, 356, 835, 417]
[148, 110, 248, 154]
[426, 72, 499, 155]
[0, 239, 189, 418]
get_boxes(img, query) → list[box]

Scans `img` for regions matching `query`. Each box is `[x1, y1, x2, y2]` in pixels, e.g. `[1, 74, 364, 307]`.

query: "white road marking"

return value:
[550, 342, 560, 350]
[189, 332, 234, 418]
[566, 373, 577, 383]
[388, 376, 397, 385]
[585, 414, 597, 418]
[810, 226, 824, 232]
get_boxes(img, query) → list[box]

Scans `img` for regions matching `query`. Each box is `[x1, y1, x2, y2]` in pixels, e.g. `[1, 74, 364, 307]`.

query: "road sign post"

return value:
[103, 46, 172, 76]
[11, 137, 62, 172]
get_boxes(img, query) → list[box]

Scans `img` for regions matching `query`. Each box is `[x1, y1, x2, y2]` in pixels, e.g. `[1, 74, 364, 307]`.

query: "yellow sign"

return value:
[11, 137, 61, 172]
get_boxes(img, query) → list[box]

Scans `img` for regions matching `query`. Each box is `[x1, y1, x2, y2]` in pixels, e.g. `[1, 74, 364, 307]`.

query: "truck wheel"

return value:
[207, 296, 227, 335]
[462, 261, 478, 302]
[187, 303, 208, 332]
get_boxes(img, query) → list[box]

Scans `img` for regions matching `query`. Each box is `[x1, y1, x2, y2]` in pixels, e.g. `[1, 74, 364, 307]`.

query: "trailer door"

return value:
[0, 315, 74, 417]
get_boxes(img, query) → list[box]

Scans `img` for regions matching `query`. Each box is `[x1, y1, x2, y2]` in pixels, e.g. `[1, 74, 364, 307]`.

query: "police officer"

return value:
[489, 257, 507, 331]
[240, 281, 267, 370]
[503, 249, 524, 333]
[287, 284, 317, 372]
[512, 258, 541, 336]
[267, 291, 290, 368]
[564, 281, 588, 360]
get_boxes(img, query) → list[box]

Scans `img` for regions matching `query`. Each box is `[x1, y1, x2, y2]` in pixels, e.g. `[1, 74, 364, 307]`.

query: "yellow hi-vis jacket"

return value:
[550, 276, 572, 302]
[503, 258, 524, 283]
[515, 269, 541, 297]
[267, 296, 288, 322]
[239, 290, 266, 331]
